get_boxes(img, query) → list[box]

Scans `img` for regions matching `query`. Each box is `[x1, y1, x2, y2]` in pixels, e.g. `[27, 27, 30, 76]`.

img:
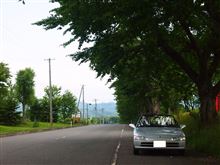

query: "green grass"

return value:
[0, 122, 82, 136]
[177, 112, 220, 157]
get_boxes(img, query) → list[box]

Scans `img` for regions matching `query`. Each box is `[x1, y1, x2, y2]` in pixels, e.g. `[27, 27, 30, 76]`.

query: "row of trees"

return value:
[0, 62, 77, 125]
[113, 52, 199, 123]
[30, 86, 77, 123]
[35, 0, 220, 125]
[0, 63, 20, 125]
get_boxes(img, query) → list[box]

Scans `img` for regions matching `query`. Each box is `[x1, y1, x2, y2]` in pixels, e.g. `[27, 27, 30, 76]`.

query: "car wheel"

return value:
[133, 147, 139, 155]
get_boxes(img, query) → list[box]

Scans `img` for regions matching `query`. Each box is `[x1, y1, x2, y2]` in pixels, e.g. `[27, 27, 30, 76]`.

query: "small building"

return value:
[72, 112, 81, 123]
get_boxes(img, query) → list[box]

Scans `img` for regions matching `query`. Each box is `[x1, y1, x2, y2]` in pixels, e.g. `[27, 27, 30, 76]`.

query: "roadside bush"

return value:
[90, 117, 99, 124]
[32, 121, 40, 128]
[79, 119, 88, 125]
[63, 118, 72, 124]
[178, 111, 220, 157]
[0, 96, 21, 125]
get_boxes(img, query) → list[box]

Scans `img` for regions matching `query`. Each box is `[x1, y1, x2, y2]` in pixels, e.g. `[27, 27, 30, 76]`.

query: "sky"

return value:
[0, 0, 115, 103]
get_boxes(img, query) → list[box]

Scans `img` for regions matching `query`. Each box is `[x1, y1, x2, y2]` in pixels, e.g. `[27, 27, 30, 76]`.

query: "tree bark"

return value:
[22, 102, 26, 120]
[157, 37, 220, 125]
[145, 97, 154, 114]
[198, 89, 217, 125]
[145, 97, 161, 114]
[152, 98, 160, 114]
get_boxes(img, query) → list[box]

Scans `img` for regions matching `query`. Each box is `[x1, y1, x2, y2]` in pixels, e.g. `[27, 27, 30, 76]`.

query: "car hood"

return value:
[134, 127, 185, 137]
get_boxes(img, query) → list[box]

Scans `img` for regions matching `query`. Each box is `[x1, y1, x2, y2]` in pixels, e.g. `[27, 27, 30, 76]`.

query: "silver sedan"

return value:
[129, 115, 186, 155]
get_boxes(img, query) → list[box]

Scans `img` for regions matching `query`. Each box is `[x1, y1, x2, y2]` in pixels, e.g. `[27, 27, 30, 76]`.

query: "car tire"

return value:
[133, 147, 139, 155]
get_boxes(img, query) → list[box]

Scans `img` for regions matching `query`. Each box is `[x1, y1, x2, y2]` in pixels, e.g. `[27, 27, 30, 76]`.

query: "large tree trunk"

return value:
[152, 98, 160, 114]
[145, 97, 154, 114]
[157, 33, 220, 124]
[145, 97, 160, 114]
[198, 89, 217, 125]
[22, 102, 26, 120]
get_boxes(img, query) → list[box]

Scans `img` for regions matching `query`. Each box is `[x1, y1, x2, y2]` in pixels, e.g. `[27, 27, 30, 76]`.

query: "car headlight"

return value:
[179, 136, 186, 141]
[171, 136, 186, 141]
[134, 135, 145, 140]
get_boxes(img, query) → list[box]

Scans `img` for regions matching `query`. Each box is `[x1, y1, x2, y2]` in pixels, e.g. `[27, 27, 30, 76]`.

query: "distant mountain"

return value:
[78, 102, 117, 117]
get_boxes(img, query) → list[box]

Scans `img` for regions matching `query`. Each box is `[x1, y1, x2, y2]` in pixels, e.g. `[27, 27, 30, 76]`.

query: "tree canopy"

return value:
[60, 90, 77, 122]
[36, 0, 220, 124]
[15, 68, 35, 119]
[0, 62, 78, 125]
[43, 85, 62, 122]
[0, 63, 11, 96]
[0, 62, 21, 125]
[36, 86, 77, 122]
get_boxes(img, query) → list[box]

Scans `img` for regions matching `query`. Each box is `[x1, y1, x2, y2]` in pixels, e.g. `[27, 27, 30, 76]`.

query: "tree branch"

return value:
[179, 19, 201, 58]
[208, 53, 220, 79]
[18, 0, 25, 5]
[205, 1, 220, 24]
[179, 19, 209, 82]
[212, 80, 220, 97]
[157, 37, 199, 85]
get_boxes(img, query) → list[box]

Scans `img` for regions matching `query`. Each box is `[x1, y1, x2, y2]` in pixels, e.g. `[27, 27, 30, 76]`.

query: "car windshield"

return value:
[136, 115, 178, 127]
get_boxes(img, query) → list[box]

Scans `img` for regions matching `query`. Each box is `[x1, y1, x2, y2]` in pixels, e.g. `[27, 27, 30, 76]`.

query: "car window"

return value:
[136, 115, 178, 127]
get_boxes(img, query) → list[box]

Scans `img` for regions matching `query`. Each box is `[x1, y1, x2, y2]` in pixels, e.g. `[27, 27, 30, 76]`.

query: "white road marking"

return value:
[56, 136, 66, 140]
[120, 129, 124, 138]
[0, 137, 3, 165]
[111, 128, 124, 165]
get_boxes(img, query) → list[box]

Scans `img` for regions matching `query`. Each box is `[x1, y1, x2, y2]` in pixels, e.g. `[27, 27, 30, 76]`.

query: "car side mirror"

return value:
[180, 124, 186, 129]
[129, 123, 136, 129]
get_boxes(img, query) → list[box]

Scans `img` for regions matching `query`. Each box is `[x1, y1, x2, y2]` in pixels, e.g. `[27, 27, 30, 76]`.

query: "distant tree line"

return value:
[0, 62, 77, 125]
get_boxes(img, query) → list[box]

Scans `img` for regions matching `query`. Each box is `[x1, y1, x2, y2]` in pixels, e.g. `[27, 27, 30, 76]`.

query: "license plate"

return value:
[153, 141, 166, 148]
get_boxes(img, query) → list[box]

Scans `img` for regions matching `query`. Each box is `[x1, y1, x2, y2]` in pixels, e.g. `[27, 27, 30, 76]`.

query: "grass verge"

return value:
[0, 122, 83, 137]
[177, 112, 220, 157]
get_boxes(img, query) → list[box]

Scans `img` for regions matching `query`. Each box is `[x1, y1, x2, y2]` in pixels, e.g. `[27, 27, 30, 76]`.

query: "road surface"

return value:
[1, 124, 219, 165]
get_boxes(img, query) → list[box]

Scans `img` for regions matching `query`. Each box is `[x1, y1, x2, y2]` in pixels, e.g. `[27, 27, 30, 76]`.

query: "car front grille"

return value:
[141, 142, 153, 147]
[140, 142, 179, 148]
[166, 142, 179, 147]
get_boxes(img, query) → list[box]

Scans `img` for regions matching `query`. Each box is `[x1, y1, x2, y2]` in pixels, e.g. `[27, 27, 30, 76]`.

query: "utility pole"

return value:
[45, 58, 55, 127]
[86, 103, 91, 124]
[77, 85, 85, 120]
[86, 104, 88, 124]
[94, 99, 97, 123]
[102, 108, 104, 124]
[82, 85, 85, 119]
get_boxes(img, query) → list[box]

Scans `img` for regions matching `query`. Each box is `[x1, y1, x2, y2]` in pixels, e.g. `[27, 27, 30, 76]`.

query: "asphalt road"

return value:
[1, 124, 220, 165]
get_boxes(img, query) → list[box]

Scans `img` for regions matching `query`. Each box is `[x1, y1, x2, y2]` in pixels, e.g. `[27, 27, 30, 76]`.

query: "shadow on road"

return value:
[137, 149, 185, 157]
